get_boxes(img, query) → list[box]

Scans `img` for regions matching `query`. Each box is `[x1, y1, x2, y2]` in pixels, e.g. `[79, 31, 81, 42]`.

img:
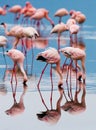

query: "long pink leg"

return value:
[11, 82, 17, 103]
[50, 64, 53, 109]
[37, 63, 48, 110]
[69, 60, 73, 100]
[11, 63, 17, 84]
[31, 39, 34, 75]
[58, 33, 61, 52]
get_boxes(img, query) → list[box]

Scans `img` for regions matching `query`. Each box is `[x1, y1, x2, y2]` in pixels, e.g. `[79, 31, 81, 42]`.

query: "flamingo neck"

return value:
[3, 24, 9, 36]
[56, 91, 63, 114]
[56, 61, 63, 83]
[19, 62, 28, 82]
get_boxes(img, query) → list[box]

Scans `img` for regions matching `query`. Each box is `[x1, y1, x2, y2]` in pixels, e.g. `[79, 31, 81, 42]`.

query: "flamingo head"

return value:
[5, 4, 10, 8]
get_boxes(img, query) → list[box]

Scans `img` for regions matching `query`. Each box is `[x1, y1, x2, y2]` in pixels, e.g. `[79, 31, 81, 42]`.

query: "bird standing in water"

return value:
[5, 49, 28, 84]
[36, 47, 63, 109]
[59, 46, 86, 83]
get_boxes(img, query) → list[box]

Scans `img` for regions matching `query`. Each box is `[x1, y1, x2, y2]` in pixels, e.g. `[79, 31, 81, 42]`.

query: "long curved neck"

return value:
[56, 60, 63, 84]
[3, 24, 10, 36]
[19, 62, 28, 82]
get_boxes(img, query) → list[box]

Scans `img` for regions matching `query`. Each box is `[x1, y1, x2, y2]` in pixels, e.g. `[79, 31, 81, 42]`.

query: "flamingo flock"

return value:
[0, 2, 87, 118]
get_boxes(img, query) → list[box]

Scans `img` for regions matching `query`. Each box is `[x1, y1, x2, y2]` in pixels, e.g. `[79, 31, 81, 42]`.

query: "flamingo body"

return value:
[8, 5, 22, 13]
[54, 8, 69, 17]
[36, 47, 60, 64]
[59, 47, 85, 60]
[51, 22, 68, 34]
[6, 49, 28, 83]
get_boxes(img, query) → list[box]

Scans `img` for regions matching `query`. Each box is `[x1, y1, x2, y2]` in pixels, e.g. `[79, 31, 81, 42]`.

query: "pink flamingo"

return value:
[8, 5, 22, 23]
[50, 22, 68, 51]
[0, 4, 9, 16]
[69, 24, 80, 45]
[36, 47, 63, 109]
[54, 8, 69, 23]
[59, 47, 86, 83]
[69, 10, 86, 24]
[5, 49, 28, 84]
[19, 1, 34, 25]
[30, 8, 54, 28]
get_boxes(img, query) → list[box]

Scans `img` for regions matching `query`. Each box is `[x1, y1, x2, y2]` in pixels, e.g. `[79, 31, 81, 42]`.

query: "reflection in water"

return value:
[5, 83, 28, 116]
[61, 81, 86, 115]
[34, 36, 48, 49]
[0, 83, 7, 95]
[37, 86, 64, 124]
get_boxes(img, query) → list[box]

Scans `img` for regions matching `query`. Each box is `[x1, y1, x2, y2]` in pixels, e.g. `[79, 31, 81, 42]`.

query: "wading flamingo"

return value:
[36, 47, 63, 108]
[59, 47, 86, 83]
[69, 10, 86, 24]
[37, 85, 64, 124]
[5, 49, 28, 84]
[50, 22, 68, 51]
[54, 8, 69, 23]
[0, 5, 9, 16]
[69, 24, 80, 45]
[8, 5, 22, 23]
[30, 8, 54, 28]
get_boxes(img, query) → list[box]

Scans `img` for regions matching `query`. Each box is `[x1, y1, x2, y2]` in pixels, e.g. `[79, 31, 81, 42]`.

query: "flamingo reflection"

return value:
[37, 85, 64, 124]
[61, 80, 86, 115]
[5, 83, 28, 116]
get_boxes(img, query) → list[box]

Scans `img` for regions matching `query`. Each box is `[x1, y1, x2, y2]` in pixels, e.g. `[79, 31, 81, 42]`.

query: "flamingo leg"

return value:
[69, 60, 73, 100]
[31, 39, 34, 75]
[50, 64, 53, 109]
[37, 63, 48, 110]
[62, 57, 67, 72]
[58, 33, 61, 52]
[11, 63, 17, 84]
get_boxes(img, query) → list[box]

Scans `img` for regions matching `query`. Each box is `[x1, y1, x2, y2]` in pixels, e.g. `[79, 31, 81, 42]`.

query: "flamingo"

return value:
[36, 47, 63, 108]
[54, 8, 69, 23]
[50, 22, 68, 51]
[0, 4, 9, 16]
[66, 18, 76, 29]
[30, 8, 54, 28]
[59, 46, 86, 83]
[8, 5, 22, 23]
[37, 85, 64, 124]
[5, 49, 28, 84]
[1, 23, 39, 49]
[69, 24, 80, 45]
[19, 1, 34, 25]
[69, 10, 86, 24]
[0, 35, 7, 67]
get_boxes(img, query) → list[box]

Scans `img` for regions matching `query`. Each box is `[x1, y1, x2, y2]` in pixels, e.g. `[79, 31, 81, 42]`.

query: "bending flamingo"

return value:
[36, 47, 63, 109]
[59, 46, 86, 83]
[5, 49, 28, 84]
